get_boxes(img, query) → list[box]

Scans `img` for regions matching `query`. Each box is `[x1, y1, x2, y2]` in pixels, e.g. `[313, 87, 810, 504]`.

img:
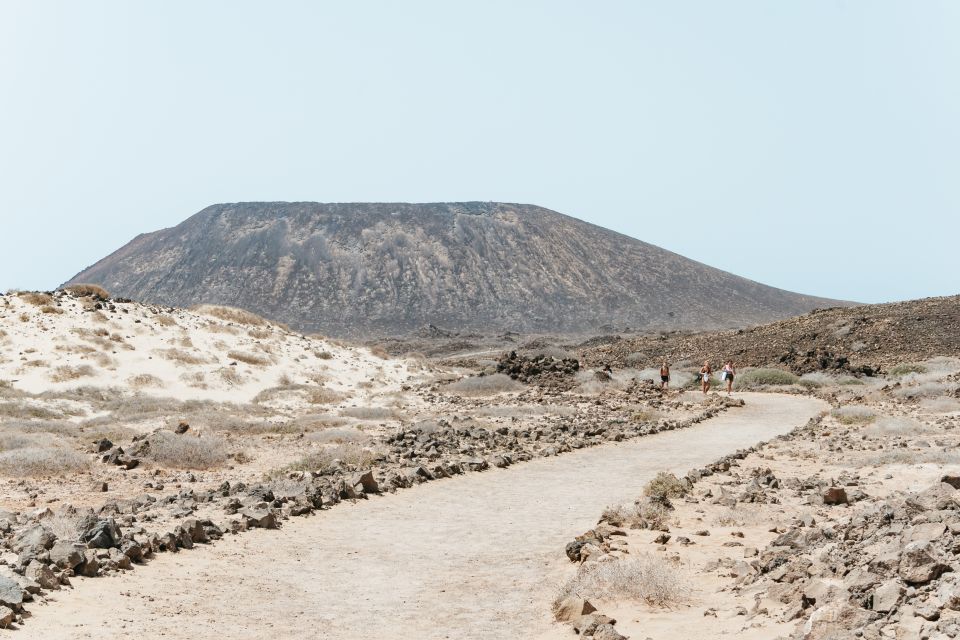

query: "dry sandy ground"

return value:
[19, 393, 825, 640]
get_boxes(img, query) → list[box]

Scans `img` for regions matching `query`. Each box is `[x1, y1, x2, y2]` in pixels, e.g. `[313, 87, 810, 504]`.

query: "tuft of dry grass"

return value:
[63, 283, 109, 299]
[128, 374, 164, 389]
[143, 430, 229, 469]
[340, 406, 398, 420]
[217, 367, 245, 386]
[155, 348, 208, 365]
[446, 373, 524, 396]
[248, 328, 273, 340]
[17, 291, 54, 306]
[227, 350, 272, 366]
[554, 556, 688, 610]
[368, 344, 390, 360]
[192, 304, 270, 327]
[282, 443, 382, 473]
[40, 304, 64, 314]
[643, 472, 687, 503]
[152, 314, 178, 327]
[50, 364, 96, 383]
[832, 406, 876, 424]
[0, 433, 90, 477]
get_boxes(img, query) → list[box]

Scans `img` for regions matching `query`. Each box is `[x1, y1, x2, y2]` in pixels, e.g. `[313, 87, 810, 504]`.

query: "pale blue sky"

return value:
[1, 1, 957, 303]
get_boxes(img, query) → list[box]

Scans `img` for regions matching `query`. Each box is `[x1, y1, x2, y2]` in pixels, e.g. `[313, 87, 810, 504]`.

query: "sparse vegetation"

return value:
[63, 283, 110, 299]
[446, 373, 523, 396]
[50, 364, 95, 383]
[128, 374, 164, 389]
[40, 304, 64, 314]
[156, 348, 208, 365]
[281, 443, 382, 474]
[889, 363, 928, 377]
[832, 405, 876, 424]
[143, 430, 229, 469]
[227, 350, 272, 366]
[643, 471, 687, 503]
[340, 406, 398, 420]
[554, 556, 687, 609]
[192, 304, 270, 327]
[736, 368, 799, 387]
[17, 291, 54, 306]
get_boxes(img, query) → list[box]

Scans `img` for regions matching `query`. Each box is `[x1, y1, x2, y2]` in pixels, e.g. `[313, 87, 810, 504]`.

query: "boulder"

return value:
[79, 517, 122, 549]
[49, 541, 85, 569]
[900, 541, 950, 584]
[0, 576, 24, 609]
[592, 624, 627, 640]
[0, 604, 13, 627]
[871, 580, 903, 613]
[24, 561, 59, 590]
[240, 507, 277, 529]
[351, 471, 379, 494]
[554, 595, 597, 622]
[822, 487, 848, 506]
[11, 524, 56, 554]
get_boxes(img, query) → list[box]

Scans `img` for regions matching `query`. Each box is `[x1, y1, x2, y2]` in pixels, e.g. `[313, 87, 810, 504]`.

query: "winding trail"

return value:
[23, 393, 826, 639]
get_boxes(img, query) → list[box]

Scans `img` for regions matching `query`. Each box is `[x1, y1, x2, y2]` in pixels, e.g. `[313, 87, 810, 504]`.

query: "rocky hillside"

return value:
[584, 294, 960, 375]
[66, 202, 842, 337]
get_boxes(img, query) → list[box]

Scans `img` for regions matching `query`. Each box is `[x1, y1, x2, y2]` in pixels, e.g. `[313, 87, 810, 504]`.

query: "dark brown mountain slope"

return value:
[67, 202, 843, 337]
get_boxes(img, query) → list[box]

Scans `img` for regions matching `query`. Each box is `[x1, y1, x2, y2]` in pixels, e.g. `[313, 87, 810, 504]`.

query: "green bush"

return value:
[736, 368, 799, 387]
[889, 363, 928, 377]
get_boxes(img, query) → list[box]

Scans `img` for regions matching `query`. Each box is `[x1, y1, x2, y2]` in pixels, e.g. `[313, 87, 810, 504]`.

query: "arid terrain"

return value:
[0, 287, 957, 640]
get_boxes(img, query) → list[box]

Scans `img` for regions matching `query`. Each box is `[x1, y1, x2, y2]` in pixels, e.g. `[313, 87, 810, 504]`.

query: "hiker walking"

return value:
[659, 361, 670, 390]
[700, 361, 712, 394]
[721, 360, 736, 395]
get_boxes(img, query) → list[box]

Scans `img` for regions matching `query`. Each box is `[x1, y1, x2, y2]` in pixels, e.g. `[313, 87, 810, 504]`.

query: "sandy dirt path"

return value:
[21, 393, 826, 639]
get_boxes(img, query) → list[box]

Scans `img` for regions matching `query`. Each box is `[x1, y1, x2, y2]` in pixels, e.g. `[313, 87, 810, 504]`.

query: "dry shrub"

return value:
[17, 291, 54, 306]
[340, 406, 398, 420]
[643, 472, 687, 503]
[554, 556, 687, 610]
[50, 365, 95, 383]
[63, 284, 109, 299]
[283, 443, 382, 473]
[866, 449, 960, 466]
[227, 350, 272, 366]
[248, 328, 273, 340]
[920, 397, 960, 414]
[309, 387, 344, 404]
[832, 406, 876, 424]
[314, 350, 334, 360]
[144, 430, 228, 469]
[0, 433, 89, 477]
[192, 304, 269, 327]
[893, 382, 956, 400]
[153, 314, 178, 327]
[368, 344, 390, 360]
[128, 374, 164, 389]
[446, 373, 523, 396]
[218, 367, 245, 386]
[0, 400, 65, 420]
[40, 305, 64, 314]
[306, 428, 369, 444]
[156, 348, 208, 365]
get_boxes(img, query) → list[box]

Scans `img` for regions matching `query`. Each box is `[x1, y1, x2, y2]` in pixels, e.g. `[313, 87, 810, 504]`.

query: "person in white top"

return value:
[699, 361, 711, 394]
[721, 360, 736, 395]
